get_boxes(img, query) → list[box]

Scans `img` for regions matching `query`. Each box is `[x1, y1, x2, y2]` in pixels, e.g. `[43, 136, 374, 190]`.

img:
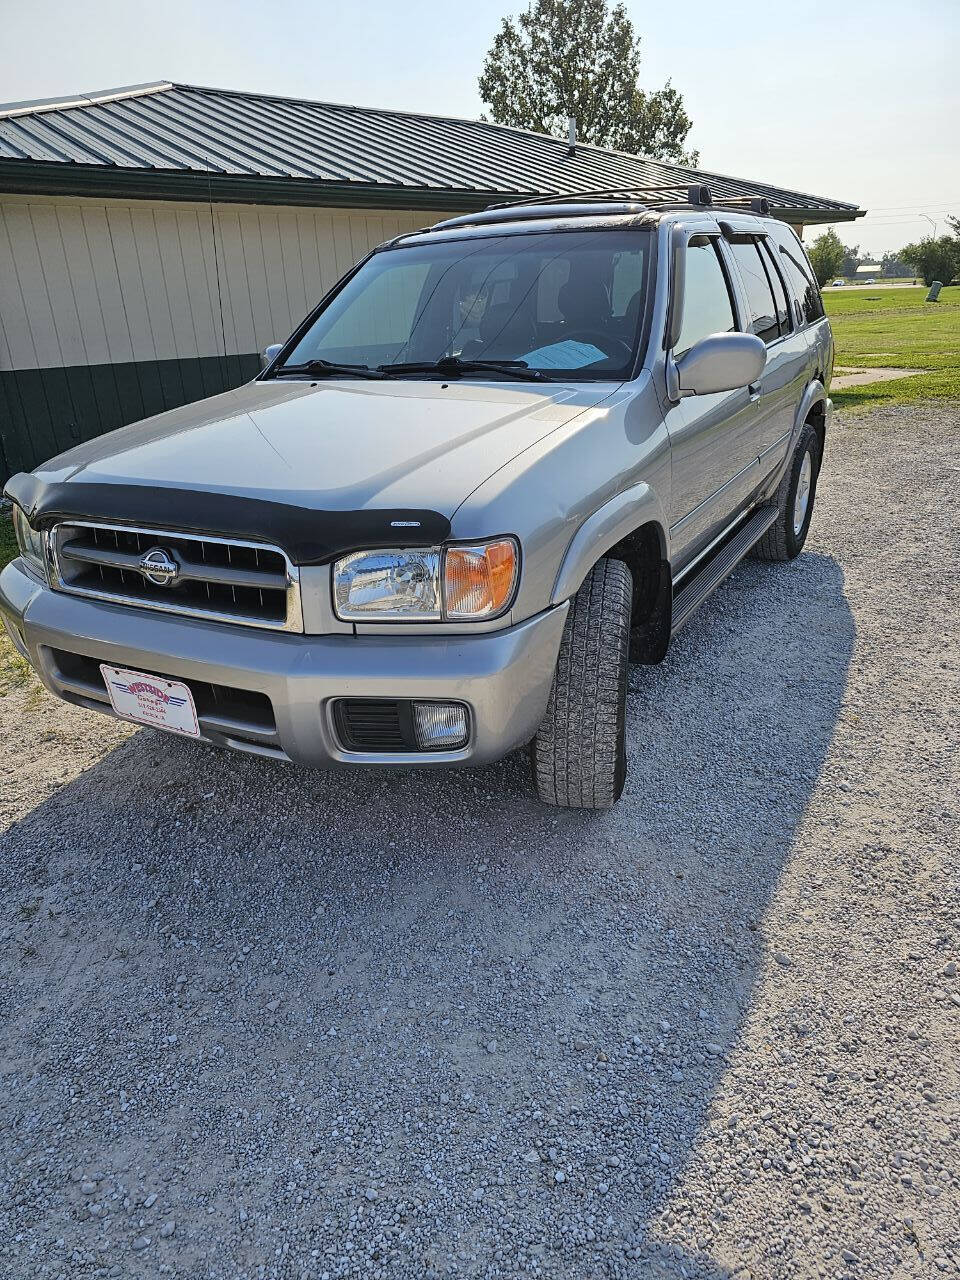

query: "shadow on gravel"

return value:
[1, 551, 854, 1279]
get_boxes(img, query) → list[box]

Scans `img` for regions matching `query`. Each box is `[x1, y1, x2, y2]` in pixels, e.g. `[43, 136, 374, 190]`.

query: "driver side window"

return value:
[674, 239, 736, 358]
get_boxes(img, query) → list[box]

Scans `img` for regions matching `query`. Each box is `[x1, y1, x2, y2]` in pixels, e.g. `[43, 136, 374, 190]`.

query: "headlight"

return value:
[333, 538, 518, 622]
[11, 505, 46, 577]
[334, 548, 442, 620]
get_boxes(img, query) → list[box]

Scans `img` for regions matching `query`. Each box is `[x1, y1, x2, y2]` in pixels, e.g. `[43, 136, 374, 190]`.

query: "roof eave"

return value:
[0, 160, 865, 222]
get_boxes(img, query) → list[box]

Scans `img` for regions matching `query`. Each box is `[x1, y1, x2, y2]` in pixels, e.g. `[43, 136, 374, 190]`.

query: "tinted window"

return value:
[780, 246, 825, 325]
[674, 239, 736, 358]
[728, 239, 779, 343]
[316, 259, 432, 351]
[758, 239, 791, 333]
[281, 229, 652, 380]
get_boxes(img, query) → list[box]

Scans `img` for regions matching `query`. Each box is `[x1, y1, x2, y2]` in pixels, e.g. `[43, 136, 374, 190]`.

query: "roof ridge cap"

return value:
[0, 81, 173, 120]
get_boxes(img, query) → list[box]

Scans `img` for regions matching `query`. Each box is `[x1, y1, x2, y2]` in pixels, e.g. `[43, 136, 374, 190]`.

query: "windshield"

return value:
[276, 228, 652, 380]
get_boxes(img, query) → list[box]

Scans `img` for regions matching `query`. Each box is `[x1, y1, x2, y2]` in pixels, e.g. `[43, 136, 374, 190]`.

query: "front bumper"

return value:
[1, 558, 567, 767]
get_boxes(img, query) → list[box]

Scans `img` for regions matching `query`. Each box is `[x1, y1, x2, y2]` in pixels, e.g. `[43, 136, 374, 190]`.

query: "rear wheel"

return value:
[531, 558, 632, 809]
[752, 422, 821, 562]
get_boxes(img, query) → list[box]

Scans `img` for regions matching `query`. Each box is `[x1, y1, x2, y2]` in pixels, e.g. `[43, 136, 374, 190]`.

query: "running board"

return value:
[671, 506, 778, 635]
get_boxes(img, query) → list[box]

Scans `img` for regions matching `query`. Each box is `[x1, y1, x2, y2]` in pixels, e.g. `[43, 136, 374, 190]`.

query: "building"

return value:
[0, 80, 865, 480]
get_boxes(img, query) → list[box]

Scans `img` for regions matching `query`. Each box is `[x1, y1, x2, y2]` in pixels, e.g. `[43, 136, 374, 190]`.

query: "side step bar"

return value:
[671, 505, 778, 636]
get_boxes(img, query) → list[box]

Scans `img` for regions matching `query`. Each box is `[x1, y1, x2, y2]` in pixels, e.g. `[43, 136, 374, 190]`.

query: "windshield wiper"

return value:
[273, 358, 386, 379]
[378, 356, 547, 382]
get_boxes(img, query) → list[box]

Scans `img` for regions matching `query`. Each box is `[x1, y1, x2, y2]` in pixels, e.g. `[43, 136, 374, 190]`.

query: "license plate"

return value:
[100, 664, 201, 738]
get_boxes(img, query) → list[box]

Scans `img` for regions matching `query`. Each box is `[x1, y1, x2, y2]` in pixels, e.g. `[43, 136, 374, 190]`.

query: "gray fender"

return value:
[550, 482, 668, 605]
[760, 378, 830, 505]
[793, 378, 827, 443]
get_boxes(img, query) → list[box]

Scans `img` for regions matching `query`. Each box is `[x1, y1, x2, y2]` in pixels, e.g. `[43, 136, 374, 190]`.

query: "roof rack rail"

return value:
[425, 187, 773, 235]
[488, 182, 714, 210]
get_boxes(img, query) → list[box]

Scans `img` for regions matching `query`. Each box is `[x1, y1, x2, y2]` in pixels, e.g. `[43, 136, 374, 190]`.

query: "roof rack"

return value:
[491, 184, 771, 215]
[488, 182, 717, 209]
[427, 185, 772, 234]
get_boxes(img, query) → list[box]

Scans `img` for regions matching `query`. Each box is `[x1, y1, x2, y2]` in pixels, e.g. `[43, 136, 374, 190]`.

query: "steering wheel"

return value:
[562, 329, 633, 363]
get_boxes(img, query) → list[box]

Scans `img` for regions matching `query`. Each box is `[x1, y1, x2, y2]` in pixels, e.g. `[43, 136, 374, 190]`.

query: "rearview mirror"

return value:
[261, 343, 284, 370]
[674, 332, 766, 396]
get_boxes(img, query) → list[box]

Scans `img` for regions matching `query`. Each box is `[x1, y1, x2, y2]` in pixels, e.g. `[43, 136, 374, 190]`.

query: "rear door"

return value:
[721, 231, 811, 480]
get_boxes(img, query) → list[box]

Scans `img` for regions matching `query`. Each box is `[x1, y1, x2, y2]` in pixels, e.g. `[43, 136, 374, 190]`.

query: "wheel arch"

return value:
[550, 483, 669, 607]
[806, 393, 828, 459]
[794, 378, 828, 458]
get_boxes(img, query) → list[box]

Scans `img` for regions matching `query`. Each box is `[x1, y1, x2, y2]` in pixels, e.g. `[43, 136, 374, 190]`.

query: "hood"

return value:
[28, 377, 612, 512]
[8, 377, 613, 564]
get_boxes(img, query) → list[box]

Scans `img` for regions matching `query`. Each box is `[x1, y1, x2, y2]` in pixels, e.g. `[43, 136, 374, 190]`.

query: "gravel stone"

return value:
[1, 403, 959, 1279]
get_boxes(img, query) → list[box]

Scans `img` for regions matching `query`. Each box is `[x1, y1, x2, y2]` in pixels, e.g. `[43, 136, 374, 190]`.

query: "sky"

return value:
[2, 0, 958, 256]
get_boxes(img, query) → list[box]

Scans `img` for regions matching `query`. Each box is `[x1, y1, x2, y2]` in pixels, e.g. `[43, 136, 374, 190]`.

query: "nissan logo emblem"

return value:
[139, 547, 180, 587]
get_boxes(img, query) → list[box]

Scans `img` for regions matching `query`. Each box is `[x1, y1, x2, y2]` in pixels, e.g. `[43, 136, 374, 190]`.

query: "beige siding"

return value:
[0, 193, 451, 371]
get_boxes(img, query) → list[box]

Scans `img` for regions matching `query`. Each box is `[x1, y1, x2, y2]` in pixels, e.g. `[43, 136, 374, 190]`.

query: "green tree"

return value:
[807, 228, 846, 285]
[880, 250, 912, 278]
[840, 243, 861, 277]
[479, 0, 697, 163]
[900, 236, 960, 287]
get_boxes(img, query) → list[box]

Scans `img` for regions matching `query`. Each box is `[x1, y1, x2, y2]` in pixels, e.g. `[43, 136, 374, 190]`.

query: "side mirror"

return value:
[674, 332, 766, 396]
[261, 343, 284, 371]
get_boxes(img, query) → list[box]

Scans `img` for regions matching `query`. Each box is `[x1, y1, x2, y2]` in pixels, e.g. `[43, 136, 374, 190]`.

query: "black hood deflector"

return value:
[4, 473, 451, 566]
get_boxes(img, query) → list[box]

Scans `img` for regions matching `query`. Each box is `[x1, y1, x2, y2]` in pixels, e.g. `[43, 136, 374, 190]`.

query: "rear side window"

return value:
[780, 246, 825, 325]
[728, 239, 780, 343]
[758, 239, 791, 333]
[674, 239, 736, 358]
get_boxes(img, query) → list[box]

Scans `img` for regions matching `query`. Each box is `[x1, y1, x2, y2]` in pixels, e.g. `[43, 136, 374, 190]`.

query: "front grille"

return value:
[51, 521, 302, 631]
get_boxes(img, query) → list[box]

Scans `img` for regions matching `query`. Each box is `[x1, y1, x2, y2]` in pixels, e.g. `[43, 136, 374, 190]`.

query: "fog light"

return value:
[412, 701, 468, 749]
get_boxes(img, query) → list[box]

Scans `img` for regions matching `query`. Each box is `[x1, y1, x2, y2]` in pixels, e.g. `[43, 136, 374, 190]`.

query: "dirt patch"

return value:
[832, 365, 924, 389]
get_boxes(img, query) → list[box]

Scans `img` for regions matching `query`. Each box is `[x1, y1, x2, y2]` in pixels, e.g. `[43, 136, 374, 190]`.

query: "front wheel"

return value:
[752, 422, 822, 562]
[531, 558, 632, 809]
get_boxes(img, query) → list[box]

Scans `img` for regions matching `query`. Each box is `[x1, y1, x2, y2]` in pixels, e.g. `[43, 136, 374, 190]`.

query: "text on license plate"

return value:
[99, 664, 201, 738]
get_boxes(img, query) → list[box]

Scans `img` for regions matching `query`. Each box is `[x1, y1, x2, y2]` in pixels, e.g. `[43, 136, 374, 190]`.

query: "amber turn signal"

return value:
[443, 539, 518, 619]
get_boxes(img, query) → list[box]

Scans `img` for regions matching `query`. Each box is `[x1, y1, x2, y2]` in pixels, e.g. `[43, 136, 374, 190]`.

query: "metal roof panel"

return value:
[0, 80, 863, 218]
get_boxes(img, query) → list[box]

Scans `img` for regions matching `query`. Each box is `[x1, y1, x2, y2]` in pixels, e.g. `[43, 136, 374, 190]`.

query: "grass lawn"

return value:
[0, 512, 16, 572]
[825, 284, 960, 409]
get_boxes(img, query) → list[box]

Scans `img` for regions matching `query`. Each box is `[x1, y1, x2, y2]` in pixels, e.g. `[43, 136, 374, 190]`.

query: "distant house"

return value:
[0, 80, 865, 478]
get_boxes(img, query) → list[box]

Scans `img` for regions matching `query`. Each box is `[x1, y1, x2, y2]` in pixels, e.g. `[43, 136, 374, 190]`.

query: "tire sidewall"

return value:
[610, 575, 630, 803]
[784, 427, 821, 557]
[531, 558, 632, 808]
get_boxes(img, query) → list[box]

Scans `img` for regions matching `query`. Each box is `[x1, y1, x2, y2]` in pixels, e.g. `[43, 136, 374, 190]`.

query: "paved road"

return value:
[1, 403, 958, 1279]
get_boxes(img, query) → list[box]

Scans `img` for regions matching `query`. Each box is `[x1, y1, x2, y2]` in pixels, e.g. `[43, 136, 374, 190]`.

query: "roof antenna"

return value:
[567, 115, 577, 156]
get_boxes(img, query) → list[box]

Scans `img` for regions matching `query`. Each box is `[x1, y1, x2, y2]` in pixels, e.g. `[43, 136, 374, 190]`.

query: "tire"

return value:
[752, 422, 821, 562]
[531, 558, 632, 809]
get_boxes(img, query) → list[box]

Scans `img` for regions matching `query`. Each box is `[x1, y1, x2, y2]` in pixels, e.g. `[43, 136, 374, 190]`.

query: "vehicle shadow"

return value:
[0, 550, 853, 1278]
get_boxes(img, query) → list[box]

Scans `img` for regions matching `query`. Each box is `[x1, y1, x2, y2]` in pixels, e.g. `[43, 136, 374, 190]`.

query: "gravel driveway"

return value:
[2, 402, 958, 1280]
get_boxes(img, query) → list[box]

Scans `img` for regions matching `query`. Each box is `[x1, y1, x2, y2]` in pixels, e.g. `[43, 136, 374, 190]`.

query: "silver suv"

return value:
[2, 186, 832, 808]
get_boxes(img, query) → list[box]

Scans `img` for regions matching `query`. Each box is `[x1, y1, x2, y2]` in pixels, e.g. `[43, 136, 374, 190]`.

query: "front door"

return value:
[663, 235, 762, 568]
